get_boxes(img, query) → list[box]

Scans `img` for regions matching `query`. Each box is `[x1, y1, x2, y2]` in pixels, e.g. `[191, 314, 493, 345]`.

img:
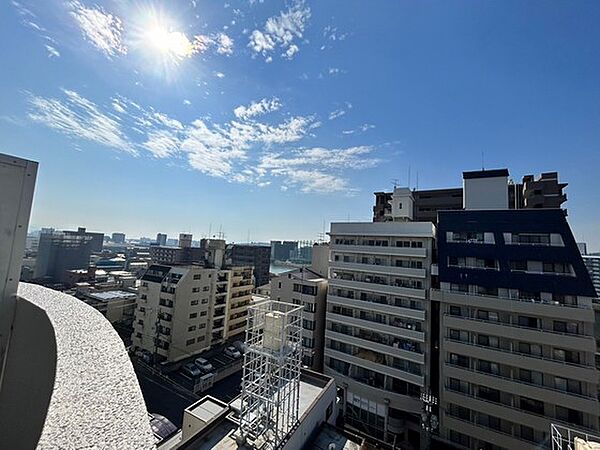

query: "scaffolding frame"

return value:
[238, 300, 303, 449]
[551, 423, 600, 450]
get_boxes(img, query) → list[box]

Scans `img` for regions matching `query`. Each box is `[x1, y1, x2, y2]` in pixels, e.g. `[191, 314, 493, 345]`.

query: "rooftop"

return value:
[0, 283, 155, 449]
[88, 290, 137, 302]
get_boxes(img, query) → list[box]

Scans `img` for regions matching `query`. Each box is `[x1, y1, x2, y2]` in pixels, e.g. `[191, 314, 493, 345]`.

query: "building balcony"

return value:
[443, 338, 598, 383]
[431, 289, 592, 321]
[444, 363, 599, 413]
[327, 294, 425, 321]
[444, 388, 599, 435]
[325, 329, 424, 364]
[0, 283, 155, 450]
[324, 366, 422, 414]
[329, 261, 426, 279]
[327, 312, 425, 342]
[324, 348, 423, 386]
[330, 242, 427, 258]
[442, 414, 539, 450]
[443, 314, 596, 352]
[329, 278, 426, 299]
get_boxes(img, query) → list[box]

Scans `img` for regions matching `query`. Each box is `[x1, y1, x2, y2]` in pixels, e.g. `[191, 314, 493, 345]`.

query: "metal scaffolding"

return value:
[551, 423, 600, 450]
[238, 300, 303, 449]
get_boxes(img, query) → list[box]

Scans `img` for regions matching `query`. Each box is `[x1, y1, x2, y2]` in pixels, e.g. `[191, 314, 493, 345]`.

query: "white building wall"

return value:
[463, 176, 508, 210]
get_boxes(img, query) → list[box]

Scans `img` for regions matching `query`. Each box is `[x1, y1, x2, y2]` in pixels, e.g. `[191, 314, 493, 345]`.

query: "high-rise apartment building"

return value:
[63, 227, 104, 252]
[35, 230, 95, 283]
[432, 208, 599, 449]
[270, 240, 298, 261]
[131, 264, 253, 363]
[582, 254, 600, 299]
[271, 267, 328, 372]
[227, 244, 271, 288]
[111, 232, 126, 244]
[156, 233, 167, 246]
[325, 221, 435, 446]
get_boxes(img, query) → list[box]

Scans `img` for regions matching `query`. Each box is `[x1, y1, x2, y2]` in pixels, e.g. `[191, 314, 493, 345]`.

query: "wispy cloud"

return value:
[234, 97, 281, 120]
[28, 89, 135, 154]
[27, 90, 379, 193]
[248, 0, 310, 61]
[45, 45, 60, 58]
[328, 109, 346, 120]
[69, 1, 127, 58]
[342, 123, 376, 135]
[258, 146, 379, 193]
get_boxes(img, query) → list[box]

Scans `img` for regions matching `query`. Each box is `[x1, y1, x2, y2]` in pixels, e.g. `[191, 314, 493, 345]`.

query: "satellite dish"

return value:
[328, 444, 337, 450]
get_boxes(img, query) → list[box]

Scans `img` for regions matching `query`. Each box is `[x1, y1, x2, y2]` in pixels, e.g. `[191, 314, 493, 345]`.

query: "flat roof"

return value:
[173, 372, 333, 450]
[187, 397, 227, 423]
[310, 424, 364, 450]
[88, 290, 137, 301]
[462, 168, 509, 179]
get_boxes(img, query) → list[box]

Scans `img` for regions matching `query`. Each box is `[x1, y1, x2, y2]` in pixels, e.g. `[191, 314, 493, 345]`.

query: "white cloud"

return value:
[328, 109, 345, 120]
[28, 89, 378, 193]
[183, 99, 191, 105]
[215, 33, 234, 55]
[328, 67, 340, 75]
[248, 0, 310, 60]
[45, 45, 60, 58]
[69, 1, 127, 58]
[215, 71, 225, 78]
[28, 89, 134, 153]
[283, 44, 299, 59]
[143, 130, 180, 158]
[234, 97, 281, 120]
[342, 123, 375, 135]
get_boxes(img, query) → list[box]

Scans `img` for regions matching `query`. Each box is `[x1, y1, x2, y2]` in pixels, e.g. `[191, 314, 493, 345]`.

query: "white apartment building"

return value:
[271, 268, 328, 371]
[325, 221, 435, 447]
[131, 264, 253, 363]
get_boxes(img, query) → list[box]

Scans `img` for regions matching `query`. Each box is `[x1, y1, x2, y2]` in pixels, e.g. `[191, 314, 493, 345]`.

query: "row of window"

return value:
[334, 238, 424, 248]
[186, 336, 206, 346]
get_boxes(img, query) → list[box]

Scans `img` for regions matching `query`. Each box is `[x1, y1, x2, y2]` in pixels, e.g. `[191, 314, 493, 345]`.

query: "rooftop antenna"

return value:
[481, 151, 485, 171]
[391, 178, 400, 189]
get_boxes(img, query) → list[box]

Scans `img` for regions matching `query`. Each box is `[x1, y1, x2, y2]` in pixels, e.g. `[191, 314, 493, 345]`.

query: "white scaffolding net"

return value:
[238, 300, 303, 449]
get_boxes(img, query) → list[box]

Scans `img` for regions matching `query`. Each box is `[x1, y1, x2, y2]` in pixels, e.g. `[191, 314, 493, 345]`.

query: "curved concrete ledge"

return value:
[13, 283, 155, 449]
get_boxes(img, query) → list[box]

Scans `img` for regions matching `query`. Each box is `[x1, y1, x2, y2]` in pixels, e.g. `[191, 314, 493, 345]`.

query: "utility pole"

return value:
[420, 390, 438, 450]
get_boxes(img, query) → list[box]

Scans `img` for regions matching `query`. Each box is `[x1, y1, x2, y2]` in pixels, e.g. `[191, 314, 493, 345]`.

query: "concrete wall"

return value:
[463, 176, 508, 210]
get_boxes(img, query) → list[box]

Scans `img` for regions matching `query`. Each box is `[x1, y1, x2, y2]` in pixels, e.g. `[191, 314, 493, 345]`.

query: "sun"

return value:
[144, 26, 196, 60]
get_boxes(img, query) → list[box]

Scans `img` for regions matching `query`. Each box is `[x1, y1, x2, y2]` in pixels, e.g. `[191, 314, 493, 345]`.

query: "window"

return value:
[303, 319, 315, 330]
[191, 300, 199, 306]
[477, 334, 498, 348]
[188, 325, 196, 332]
[141, 294, 147, 300]
[203, 286, 209, 292]
[197, 336, 205, 342]
[192, 287, 200, 293]
[520, 397, 544, 415]
[135, 332, 142, 338]
[478, 386, 500, 402]
[518, 315, 539, 328]
[193, 274, 201, 280]
[477, 310, 499, 322]
[554, 321, 578, 334]
[478, 360, 499, 375]
[518, 342, 542, 356]
[200, 311, 207, 316]
[139, 307, 146, 313]
[510, 260, 528, 271]
[449, 305, 462, 316]
[190, 312, 198, 319]
[199, 323, 206, 329]
[202, 298, 208, 304]
[449, 353, 469, 368]
[186, 339, 195, 346]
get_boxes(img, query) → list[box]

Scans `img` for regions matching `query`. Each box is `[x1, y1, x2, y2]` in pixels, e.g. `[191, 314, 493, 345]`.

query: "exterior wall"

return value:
[435, 209, 600, 450]
[311, 243, 330, 278]
[271, 268, 328, 372]
[326, 221, 435, 445]
[463, 175, 509, 210]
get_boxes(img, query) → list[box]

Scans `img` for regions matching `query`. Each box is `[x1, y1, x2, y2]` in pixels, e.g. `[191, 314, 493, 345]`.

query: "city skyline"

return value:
[2, 1, 600, 247]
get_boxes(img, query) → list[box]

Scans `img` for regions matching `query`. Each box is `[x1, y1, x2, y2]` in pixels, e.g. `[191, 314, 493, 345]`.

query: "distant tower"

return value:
[390, 187, 415, 221]
[178, 233, 192, 248]
[238, 300, 303, 449]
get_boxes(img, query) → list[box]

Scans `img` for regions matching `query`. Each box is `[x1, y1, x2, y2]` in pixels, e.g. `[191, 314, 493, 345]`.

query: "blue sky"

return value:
[1, 1, 599, 249]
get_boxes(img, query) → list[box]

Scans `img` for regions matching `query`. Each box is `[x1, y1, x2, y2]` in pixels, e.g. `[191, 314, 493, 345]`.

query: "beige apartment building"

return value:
[131, 264, 253, 363]
[325, 221, 436, 447]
